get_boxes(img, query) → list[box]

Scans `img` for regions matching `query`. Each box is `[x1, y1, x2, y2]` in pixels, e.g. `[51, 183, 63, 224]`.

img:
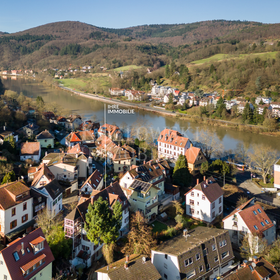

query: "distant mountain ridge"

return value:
[0, 20, 280, 70]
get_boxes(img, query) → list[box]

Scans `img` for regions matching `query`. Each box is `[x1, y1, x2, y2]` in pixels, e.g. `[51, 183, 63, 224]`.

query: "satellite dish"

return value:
[251, 262, 256, 268]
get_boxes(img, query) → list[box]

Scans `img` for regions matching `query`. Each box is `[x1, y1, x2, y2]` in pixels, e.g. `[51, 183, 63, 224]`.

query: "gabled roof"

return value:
[21, 142, 40, 156]
[81, 170, 103, 190]
[98, 123, 121, 136]
[67, 143, 91, 157]
[36, 129, 54, 140]
[31, 163, 55, 187]
[0, 228, 54, 280]
[41, 179, 63, 200]
[128, 163, 164, 183]
[238, 204, 274, 235]
[224, 257, 280, 280]
[185, 146, 205, 164]
[47, 153, 78, 167]
[96, 254, 161, 280]
[67, 131, 95, 143]
[0, 181, 31, 210]
[185, 177, 223, 203]
[157, 128, 189, 147]
[129, 179, 158, 194]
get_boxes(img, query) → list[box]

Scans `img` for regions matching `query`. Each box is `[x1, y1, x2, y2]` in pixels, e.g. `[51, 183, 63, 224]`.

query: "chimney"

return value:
[91, 195, 95, 204]
[36, 167, 38, 172]
[196, 178, 199, 185]
[183, 229, 188, 237]
[126, 255, 129, 262]
[206, 179, 208, 184]
[190, 143, 193, 147]
[203, 176, 206, 181]
[3, 126, 5, 131]
[21, 242, 24, 255]
[124, 261, 128, 269]
[110, 182, 113, 187]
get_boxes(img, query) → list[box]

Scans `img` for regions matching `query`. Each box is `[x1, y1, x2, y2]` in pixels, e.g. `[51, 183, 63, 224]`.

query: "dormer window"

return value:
[30, 236, 45, 254]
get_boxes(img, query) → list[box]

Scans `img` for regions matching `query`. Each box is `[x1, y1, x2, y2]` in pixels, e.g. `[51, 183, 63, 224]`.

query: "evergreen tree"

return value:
[0, 78, 5, 95]
[2, 171, 16, 184]
[122, 211, 156, 255]
[165, 65, 170, 78]
[173, 154, 192, 187]
[85, 197, 122, 264]
[168, 93, 174, 104]
[156, 76, 161, 85]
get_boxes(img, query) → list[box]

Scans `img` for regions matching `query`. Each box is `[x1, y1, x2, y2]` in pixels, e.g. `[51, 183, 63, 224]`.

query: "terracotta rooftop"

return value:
[21, 142, 40, 156]
[30, 236, 45, 246]
[81, 170, 102, 190]
[31, 163, 55, 187]
[157, 128, 189, 147]
[185, 146, 204, 164]
[0, 228, 54, 280]
[98, 123, 120, 136]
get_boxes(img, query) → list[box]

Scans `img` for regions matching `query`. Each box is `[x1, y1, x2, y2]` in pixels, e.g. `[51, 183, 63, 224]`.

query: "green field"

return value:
[151, 221, 168, 233]
[191, 51, 279, 65]
[60, 79, 88, 89]
[113, 65, 143, 72]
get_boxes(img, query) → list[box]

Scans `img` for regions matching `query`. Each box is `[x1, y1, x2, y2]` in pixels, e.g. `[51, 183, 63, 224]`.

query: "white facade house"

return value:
[0, 181, 33, 240]
[223, 198, 276, 252]
[20, 142, 41, 163]
[255, 96, 271, 105]
[79, 170, 103, 195]
[157, 129, 191, 160]
[151, 227, 235, 280]
[185, 177, 223, 223]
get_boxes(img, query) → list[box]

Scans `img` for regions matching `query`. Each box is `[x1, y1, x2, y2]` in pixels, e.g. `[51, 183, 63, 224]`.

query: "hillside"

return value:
[1, 20, 280, 72]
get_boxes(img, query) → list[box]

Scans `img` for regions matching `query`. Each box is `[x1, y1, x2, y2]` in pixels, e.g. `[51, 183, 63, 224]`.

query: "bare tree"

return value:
[193, 129, 224, 160]
[248, 144, 278, 184]
[235, 142, 250, 165]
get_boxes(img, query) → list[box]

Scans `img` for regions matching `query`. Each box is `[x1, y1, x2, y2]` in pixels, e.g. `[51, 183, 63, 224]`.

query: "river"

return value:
[2, 77, 280, 153]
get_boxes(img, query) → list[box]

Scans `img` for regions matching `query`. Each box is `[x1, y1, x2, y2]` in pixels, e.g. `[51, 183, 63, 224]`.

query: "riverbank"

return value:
[57, 84, 278, 136]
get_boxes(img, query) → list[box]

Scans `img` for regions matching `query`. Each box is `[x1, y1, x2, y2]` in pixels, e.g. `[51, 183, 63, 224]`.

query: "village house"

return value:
[157, 129, 191, 160]
[96, 254, 161, 280]
[125, 90, 146, 101]
[78, 121, 100, 137]
[255, 96, 271, 105]
[98, 123, 123, 140]
[30, 163, 55, 188]
[56, 116, 67, 126]
[64, 182, 129, 267]
[185, 145, 207, 175]
[0, 181, 34, 244]
[65, 115, 83, 131]
[96, 135, 136, 173]
[0, 227, 54, 280]
[223, 198, 275, 251]
[151, 227, 235, 280]
[224, 257, 280, 280]
[0, 127, 18, 144]
[36, 129, 55, 148]
[18, 123, 39, 137]
[236, 97, 247, 104]
[20, 142, 41, 163]
[185, 177, 223, 224]
[109, 88, 125, 96]
[42, 111, 55, 121]
[257, 104, 272, 115]
[30, 188, 48, 219]
[65, 130, 96, 148]
[79, 170, 103, 195]
[237, 102, 254, 114]
[32, 179, 63, 218]
[199, 97, 212, 107]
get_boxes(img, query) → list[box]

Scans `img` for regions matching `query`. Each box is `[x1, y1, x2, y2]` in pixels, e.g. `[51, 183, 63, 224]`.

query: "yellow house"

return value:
[122, 179, 161, 221]
[185, 146, 207, 175]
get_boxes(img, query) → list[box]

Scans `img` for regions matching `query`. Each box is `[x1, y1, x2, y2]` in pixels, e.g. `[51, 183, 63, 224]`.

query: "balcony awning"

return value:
[6, 219, 36, 240]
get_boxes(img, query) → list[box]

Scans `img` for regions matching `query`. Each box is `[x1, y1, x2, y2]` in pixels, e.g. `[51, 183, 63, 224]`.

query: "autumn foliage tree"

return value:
[122, 211, 156, 255]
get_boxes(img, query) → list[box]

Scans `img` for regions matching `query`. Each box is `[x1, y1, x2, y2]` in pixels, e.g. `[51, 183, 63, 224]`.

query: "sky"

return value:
[1, 0, 280, 33]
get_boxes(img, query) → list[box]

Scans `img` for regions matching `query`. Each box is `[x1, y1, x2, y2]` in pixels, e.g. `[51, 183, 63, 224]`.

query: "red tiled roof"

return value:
[21, 254, 46, 272]
[31, 163, 55, 187]
[30, 236, 45, 246]
[81, 170, 102, 190]
[185, 146, 203, 164]
[239, 204, 274, 235]
[1, 228, 54, 280]
[157, 128, 189, 148]
[98, 124, 120, 136]
[67, 143, 90, 157]
[21, 142, 40, 156]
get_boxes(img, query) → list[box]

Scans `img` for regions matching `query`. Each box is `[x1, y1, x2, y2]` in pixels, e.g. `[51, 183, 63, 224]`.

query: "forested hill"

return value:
[1, 20, 280, 70]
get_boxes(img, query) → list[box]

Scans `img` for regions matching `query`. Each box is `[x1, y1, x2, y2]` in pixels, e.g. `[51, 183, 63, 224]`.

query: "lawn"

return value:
[151, 221, 168, 233]
[60, 78, 87, 89]
[113, 65, 143, 72]
[191, 51, 279, 65]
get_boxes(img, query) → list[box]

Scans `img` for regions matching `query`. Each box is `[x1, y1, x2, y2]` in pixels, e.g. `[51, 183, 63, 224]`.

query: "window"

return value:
[212, 244, 216, 251]
[219, 240, 227, 247]
[11, 207, 16, 216]
[23, 202, 27, 211]
[221, 251, 229, 259]
[191, 192, 194, 197]
[199, 265, 203, 272]
[186, 270, 196, 279]
[212, 212, 215, 218]
[137, 192, 144, 198]
[254, 225, 259, 230]
[253, 210, 257, 215]
[257, 208, 262, 213]
[189, 199, 194, 206]
[10, 220, 17, 229]
[197, 193, 199, 197]
[184, 258, 193, 266]
[219, 197, 222, 204]
[265, 219, 270, 224]
[164, 263, 167, 269]
[219, 206, 222, 213]
[4, 276, 7, 280]
[261, 222, 265, 227]
[197, 211, 199, 215]
[13, 252, 20, 261]
[22, 214, 28, 223]
[190, 208, 194, 214]
[164, 273, 168, 279]
[165, 254, 168, 259]
[197, 201, 199, 206]
[214, 256, 218, 262]
[212, 202, 215, 209]
[202, 195, 205, 200]
[196, 253, 200, 260]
